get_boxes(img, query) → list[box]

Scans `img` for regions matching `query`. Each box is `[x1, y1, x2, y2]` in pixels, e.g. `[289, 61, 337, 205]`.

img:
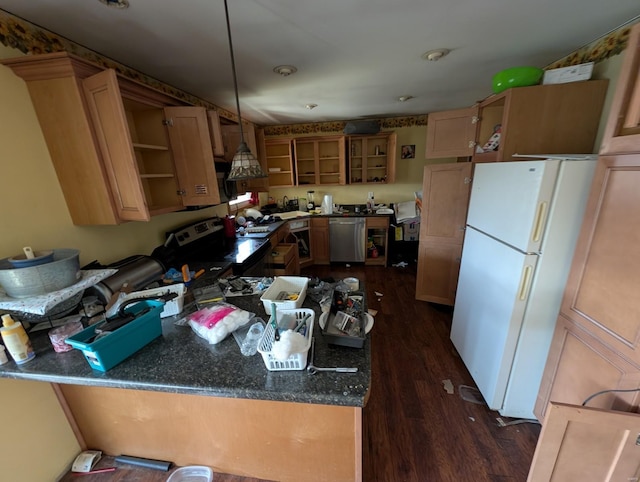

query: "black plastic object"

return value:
[343, 120, 380, 135]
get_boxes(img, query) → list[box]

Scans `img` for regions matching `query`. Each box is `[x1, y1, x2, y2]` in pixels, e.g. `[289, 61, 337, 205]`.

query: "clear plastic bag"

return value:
[188, 302, 254, 345]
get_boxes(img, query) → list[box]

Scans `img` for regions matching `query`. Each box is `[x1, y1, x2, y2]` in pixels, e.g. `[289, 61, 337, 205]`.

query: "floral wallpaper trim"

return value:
[263, 115, 429, 136]
[0, 9, 238, 122]
[546, 21, 637, 70]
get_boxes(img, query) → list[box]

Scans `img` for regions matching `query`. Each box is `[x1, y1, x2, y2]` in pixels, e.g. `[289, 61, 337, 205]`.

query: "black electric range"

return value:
[151, 217, 273, 280]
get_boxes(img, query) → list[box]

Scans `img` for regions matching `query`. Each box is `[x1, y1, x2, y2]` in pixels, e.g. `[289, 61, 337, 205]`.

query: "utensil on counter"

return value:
[270, 302, 280, 341]
[306, 339, 358, 375]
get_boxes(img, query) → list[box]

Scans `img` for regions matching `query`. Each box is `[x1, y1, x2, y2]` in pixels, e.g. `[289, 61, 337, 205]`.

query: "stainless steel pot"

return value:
[87, 255, 165, 304]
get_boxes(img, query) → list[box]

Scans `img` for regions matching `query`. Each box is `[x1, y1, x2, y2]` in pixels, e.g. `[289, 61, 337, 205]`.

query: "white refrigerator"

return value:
[450, 155, 596, 420]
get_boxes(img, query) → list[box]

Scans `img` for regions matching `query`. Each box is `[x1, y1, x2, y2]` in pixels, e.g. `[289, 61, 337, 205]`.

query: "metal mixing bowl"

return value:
[0, 249, 80, 298]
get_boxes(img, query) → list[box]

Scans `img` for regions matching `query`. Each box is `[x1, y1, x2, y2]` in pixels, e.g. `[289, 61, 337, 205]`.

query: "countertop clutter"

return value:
[0, 285, 371, 407]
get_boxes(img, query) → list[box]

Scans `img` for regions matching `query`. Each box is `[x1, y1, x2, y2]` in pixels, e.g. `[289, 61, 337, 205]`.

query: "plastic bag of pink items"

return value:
[188, 302, 255, 345]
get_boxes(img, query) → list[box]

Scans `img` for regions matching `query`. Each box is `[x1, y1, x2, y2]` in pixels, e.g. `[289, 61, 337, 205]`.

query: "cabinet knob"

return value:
[464, 177, 472, 184]
[163, 118, 174, 127]
[468, 141, 476, 148]
[471, 116, 479, 124]
[177, 189, 186, 196]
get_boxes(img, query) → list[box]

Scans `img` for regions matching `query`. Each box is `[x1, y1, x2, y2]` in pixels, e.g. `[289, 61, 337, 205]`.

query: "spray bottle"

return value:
[0, 314, 35, 364]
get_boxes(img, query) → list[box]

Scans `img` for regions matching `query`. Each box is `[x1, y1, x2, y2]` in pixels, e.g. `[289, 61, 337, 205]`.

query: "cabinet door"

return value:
[528, 402, 640, 481]
[310, 217, 330, 265]
[535, 314, 640, 421]
[206, 110, 225, 157]
[165, 106, 221, 206]
[82, 69, 149, 221]
[425, 106, 478, 159]
[415, 162, 472, 305]
[601, 23, 640, 154]
[415, 243, 462, 306]
[536, 154, 640, 420]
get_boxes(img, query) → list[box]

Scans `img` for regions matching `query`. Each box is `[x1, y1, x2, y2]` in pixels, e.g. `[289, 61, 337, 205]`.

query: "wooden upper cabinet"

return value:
[1, 51, 223, 224]
[264, 138, 295, 187]
[601, 23, 640, 154]
[295, 135, 346, 186]
[425, 106, 478, 159]
[348, 132, 396, 184]
[473, 80, 608, 163]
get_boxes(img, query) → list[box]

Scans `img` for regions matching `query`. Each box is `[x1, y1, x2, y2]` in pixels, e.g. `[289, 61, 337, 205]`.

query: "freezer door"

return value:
[450, 227, 538, 413]
[466, 160, 560, 253]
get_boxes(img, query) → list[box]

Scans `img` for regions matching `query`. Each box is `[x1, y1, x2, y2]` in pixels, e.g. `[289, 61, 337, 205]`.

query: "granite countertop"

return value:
[0, 291, 371, 407]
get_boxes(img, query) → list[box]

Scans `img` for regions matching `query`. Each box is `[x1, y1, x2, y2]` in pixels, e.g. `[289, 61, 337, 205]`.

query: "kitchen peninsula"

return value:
[0, 293, 370, 482]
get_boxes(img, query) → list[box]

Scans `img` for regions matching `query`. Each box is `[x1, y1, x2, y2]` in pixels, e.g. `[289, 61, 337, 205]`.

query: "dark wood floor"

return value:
[60, 264, 540, 482]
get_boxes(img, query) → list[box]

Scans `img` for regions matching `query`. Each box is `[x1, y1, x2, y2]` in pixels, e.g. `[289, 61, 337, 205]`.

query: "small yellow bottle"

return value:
[1, 314, 35, 364]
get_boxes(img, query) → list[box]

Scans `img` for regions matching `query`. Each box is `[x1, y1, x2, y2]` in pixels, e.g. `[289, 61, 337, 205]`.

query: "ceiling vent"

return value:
[343, 121, 380, 135]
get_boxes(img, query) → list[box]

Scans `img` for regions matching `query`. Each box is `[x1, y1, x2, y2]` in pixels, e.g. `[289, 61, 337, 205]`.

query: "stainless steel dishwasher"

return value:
[329, 217, 366, 262]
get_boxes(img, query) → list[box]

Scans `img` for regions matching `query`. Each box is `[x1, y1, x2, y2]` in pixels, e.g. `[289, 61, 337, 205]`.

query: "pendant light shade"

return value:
[223, 0, 267, 181]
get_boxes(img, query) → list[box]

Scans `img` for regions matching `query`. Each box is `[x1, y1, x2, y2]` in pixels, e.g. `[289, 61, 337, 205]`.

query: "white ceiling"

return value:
[1, 0, 639, 126]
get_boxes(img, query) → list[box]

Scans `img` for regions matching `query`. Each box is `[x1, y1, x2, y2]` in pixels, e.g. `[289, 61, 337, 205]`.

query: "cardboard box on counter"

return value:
[403, 222, 420, 241]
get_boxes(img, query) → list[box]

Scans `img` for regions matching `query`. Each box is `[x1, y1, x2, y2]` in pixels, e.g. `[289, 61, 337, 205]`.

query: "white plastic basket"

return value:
[258, 308, 315, 371]
[260, 276, 309, 313]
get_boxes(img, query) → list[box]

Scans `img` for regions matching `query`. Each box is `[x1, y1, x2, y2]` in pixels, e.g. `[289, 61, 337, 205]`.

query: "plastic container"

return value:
[241, 321, 265, 356]
[166, 465, 213, 482]
[0, 344, 8, 365]
[65, 300, 163, 372]
[258, 308, 314, 371]
[0, 314, 35, 364]
[260, 276, 309, 313]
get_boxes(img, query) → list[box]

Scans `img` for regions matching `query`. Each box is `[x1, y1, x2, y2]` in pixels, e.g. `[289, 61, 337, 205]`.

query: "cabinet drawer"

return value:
[270, 243, 296, 267]
[366, 216, 389, 228]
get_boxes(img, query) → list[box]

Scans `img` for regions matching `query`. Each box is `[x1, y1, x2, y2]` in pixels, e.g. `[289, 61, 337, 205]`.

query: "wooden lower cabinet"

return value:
[365, 217, 389, 266]
[535, 314, 640, 419]
[58, 384, 362, 482]
[535, 154, 640, 421]
[311, 217, 330, 265]
[415, 162, 472, 305]
[415, 243, 462, 306]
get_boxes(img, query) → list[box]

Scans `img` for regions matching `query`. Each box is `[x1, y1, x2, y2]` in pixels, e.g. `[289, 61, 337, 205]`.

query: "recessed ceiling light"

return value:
[273, 65, 298, 77]
[305, 104, 318, 110]
[99, 0, 130, 8]
[398, 95, 414, 102]
[421, 49, 450, 61]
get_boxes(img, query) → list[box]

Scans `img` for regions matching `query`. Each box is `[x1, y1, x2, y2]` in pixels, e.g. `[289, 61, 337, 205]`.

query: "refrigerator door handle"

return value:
[532, 201, 548, 243]
[518, 265, 534, 300]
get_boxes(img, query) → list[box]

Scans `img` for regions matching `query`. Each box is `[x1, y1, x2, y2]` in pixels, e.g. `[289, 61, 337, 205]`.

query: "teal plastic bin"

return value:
[65, 300, 163, 372]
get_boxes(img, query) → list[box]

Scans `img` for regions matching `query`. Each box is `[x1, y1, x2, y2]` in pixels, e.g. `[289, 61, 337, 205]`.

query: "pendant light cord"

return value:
[223, 0, 246, 144]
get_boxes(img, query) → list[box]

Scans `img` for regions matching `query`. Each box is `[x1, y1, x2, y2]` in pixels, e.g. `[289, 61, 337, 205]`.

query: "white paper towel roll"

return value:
[321, 194, 333, 214]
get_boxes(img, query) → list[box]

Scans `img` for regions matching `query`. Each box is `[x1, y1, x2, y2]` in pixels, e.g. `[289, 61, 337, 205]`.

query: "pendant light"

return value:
[224, 0, 267, 181]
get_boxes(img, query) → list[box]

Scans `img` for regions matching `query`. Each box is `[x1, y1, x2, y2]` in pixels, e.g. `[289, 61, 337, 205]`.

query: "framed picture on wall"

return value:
[401, 145, 415, 159]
